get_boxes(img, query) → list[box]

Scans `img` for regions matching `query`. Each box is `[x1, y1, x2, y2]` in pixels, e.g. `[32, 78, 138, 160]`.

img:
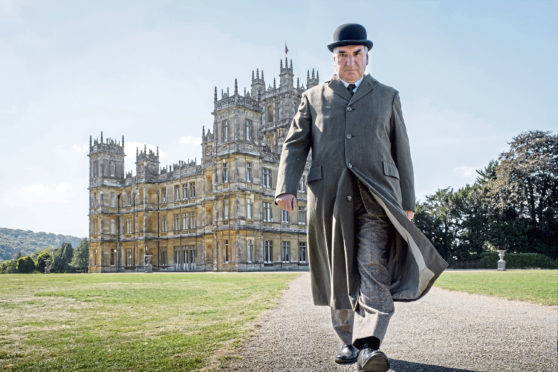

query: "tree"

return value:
[36, 251, 53, 273]
[451, 184, 489, 258]
[71, 239, 89, 273]
[475, 160, 498, 185]
[6, 251, 23, 273]
[414, 188, 456, 262]
[51, 243, 74, 273]
[17, 256, 35, 273]
[486, 130, 558, 257]
[0, 260, 14, 273]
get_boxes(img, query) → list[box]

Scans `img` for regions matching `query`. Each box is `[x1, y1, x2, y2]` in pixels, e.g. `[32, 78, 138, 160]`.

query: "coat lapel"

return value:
[350, 74, 378, 104]
[326, 75, 352, 101]
[326, 74, 379, 103]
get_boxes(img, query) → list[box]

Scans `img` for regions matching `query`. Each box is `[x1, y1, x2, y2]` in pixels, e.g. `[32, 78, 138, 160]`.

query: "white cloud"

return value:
[2, 182, 73, 207]
[179, 136, 202, 145]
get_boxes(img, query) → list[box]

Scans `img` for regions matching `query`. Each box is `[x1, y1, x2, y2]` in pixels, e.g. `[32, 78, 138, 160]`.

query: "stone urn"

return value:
[144, 255, 153, 273]
[44, 259, 52, 274]
[497, 250, 506, 271]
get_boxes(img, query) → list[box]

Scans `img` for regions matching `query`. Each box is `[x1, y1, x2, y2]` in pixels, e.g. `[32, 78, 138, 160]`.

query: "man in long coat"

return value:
[275, 23, 448, 372]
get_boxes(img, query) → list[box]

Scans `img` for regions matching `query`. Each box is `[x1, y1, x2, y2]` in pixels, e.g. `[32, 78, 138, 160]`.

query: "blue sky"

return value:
[0, 0, 557, 237]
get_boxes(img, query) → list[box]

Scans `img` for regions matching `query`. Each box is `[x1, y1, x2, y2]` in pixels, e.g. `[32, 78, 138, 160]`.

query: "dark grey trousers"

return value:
[331, 179, 395, 346]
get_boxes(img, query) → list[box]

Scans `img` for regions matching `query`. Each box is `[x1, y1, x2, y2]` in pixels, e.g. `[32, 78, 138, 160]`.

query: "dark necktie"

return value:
[347, 84, 356, 96]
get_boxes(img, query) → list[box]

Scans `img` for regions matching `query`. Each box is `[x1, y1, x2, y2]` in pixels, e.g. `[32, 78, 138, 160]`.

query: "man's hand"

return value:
[276, 194, 297, 212]
[405, 210, 415, 220]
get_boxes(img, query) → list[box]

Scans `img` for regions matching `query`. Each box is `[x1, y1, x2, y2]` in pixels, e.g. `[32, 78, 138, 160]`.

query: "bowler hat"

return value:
[327, 23, 373, 52]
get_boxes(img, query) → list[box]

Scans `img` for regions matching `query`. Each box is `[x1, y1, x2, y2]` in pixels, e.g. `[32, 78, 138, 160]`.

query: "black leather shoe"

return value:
[334, 344, 358, 364]
[357, 347, 389, 372]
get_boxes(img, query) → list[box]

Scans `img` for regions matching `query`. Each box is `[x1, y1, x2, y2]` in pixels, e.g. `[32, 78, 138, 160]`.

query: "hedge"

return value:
[451, 252, 557, 269]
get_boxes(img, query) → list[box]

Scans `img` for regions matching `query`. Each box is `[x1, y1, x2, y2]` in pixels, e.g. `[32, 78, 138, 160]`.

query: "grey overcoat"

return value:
[275, 74, 448, 310]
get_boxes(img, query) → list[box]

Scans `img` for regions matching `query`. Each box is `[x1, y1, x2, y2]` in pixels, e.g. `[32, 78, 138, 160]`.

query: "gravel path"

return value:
[227, 272, 557, 372]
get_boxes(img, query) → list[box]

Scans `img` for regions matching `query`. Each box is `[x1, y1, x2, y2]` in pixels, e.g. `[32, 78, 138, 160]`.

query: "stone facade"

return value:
[88, 58, 319, 273]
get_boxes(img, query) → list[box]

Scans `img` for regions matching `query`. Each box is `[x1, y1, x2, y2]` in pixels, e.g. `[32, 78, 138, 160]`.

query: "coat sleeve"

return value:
[275, 93, 312, 198]
[390, 93, 416, 211]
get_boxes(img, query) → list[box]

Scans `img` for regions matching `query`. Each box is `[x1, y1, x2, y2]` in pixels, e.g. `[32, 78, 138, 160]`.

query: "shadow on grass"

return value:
[390, 359, 480, 372]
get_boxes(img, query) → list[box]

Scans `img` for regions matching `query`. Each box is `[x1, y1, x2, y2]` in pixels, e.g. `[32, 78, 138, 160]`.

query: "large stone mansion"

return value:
[88, 58, 320, 272]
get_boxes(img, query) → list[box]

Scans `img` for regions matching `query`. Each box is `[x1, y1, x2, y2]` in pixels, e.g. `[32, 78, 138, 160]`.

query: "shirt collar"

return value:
[340, 75, 365, 92]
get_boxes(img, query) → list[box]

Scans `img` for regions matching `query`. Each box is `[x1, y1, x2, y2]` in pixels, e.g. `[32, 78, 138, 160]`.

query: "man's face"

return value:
[333, 45, 368, 83]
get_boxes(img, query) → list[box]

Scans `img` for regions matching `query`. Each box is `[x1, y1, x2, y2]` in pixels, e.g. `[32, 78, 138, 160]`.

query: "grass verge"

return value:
[434, 269, 558, 306]
[0, 272, 300, 371]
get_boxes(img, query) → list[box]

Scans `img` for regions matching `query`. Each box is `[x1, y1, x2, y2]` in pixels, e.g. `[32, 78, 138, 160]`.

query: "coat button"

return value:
[346, 134, 352, 139]
[348, 163, 353, 169]
[346, 106, 353, 112]
[346, 195, 352, 201]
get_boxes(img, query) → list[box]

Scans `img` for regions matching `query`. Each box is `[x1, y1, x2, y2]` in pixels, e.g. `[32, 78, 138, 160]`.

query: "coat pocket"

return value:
[307, 165, 323, 183]
[382, 161, 400, 179]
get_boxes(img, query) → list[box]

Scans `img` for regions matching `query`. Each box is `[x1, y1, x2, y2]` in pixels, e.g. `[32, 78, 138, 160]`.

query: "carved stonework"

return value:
[88, 57, 316, 273]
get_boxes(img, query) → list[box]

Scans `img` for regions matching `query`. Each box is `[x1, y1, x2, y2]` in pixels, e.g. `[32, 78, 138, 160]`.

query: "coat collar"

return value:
[326, 74, 379, 103]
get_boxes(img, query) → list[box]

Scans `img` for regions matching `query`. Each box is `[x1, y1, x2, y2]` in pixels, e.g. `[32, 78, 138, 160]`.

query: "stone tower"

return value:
[250, 69, 265, 100]
[89, 55, 319, 273]
[88, 132, 125, 187]
[306, 69, 319, 89]
[279, 57, 294, 90]
[135, 145, 160, 182]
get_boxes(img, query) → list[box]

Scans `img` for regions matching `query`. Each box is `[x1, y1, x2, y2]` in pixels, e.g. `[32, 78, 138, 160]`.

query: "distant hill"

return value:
[0, 228, 83, 261]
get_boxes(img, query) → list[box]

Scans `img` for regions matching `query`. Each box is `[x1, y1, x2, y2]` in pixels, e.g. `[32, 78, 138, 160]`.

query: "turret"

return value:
[88, 132, 125, 187]
[135, 145, 160, 182]
[307, 68, 319, 89]
[279, 57, 294, 89]
[251, 68, 265, 99]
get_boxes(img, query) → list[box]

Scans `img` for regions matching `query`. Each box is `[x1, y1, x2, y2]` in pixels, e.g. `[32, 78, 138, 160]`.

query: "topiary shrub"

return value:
[16, 256, 36, 273]
[36, 252, 53, 273]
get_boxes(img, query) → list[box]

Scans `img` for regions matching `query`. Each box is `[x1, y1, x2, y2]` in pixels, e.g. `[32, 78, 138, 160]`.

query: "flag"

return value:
[285, 43, 289, 54]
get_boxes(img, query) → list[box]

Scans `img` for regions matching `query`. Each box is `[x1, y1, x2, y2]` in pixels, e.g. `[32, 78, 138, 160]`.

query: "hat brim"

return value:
[327, 40, 373, 52]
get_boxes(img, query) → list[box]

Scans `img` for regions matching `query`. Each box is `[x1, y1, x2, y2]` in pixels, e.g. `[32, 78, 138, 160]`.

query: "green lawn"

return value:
[0, 272, 300, 371]
[434, 269, 558, 306]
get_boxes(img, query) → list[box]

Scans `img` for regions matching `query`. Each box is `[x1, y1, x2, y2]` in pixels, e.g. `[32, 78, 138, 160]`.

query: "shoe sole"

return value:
[360, 352, 389, 372]
[335, 357, 358, 365]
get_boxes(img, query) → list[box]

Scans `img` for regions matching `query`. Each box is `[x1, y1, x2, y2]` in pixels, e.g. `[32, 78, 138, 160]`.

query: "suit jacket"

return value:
[275, 74, 448, 310]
